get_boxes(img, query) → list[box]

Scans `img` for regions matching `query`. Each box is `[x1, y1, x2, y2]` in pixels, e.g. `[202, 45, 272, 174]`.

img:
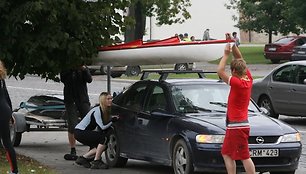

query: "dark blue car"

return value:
[105, 70, 301, 174]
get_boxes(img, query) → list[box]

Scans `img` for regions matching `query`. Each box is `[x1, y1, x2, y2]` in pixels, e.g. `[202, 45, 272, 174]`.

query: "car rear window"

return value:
[274, 37, 295, 44]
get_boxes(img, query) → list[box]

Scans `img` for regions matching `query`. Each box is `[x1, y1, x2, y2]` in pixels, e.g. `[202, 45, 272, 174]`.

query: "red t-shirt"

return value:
[227, 69, 253, 122]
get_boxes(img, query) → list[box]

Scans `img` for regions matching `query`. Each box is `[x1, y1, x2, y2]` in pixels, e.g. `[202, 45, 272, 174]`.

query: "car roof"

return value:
[278, 60, 306, 66]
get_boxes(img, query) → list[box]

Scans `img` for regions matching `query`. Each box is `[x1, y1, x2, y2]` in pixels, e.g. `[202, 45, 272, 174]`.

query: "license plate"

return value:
[249, 149, 279, 157]
[298, 51, 306, 54]
[268, 48, 276, 51]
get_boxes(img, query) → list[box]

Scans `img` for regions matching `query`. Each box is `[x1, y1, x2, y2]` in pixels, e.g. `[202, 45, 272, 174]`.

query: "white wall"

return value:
[143, 0, 239, 41]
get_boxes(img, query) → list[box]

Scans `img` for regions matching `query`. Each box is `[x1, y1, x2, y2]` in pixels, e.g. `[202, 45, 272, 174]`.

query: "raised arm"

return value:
[217, 43, 231, 84]
[232, 44, 243, 60]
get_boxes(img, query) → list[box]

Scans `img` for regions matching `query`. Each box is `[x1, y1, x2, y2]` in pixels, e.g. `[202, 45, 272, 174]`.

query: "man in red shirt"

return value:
[217, 43, 256, 174]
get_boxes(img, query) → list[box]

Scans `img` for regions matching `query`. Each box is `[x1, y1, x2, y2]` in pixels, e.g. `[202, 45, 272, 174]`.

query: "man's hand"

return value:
[224, 43, 231, 55]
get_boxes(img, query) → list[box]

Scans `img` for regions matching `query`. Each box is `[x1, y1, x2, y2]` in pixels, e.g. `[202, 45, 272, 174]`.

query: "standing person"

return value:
[217, 44, 256, 174]
[74, 92, 118, 169]
[232, 32, 240, 47]
[203, 28, 210, 41]
[0, 60, 19, 174]
[190, 36, 196, 41]
[60, 63, 93, 160]
[183, 33, 191, 41]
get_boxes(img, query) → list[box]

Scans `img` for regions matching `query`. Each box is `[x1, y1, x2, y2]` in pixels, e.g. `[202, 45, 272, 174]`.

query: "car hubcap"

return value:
[175, 146, 187, 174]
[261, 99, 271, 114]
[107, 135, 117, 160]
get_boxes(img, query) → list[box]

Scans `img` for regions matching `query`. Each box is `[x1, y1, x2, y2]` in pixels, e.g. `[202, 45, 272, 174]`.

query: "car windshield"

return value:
[274, 37, 295, 44]
[171, 84, 258, 114]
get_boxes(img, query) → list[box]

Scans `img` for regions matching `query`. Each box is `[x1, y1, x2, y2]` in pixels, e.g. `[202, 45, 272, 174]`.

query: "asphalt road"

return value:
[5, 66, 306, 174]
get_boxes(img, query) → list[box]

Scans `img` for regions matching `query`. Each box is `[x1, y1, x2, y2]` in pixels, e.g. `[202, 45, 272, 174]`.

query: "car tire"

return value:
[125, 66, 141, 76]
[105, 129, 128, 167]
[270, 171, 295, 174]
[9, 122, 22, 147]
[172, 139, 194, 174]
[111, 72, 123, 78]
[258, 96, 279, 119]
[100, 65, 108, 75]
[174, 63, 188, 71]
[271, 59, 280, 64]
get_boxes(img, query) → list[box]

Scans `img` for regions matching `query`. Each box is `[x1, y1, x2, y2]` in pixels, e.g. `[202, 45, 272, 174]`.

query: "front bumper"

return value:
[191, 142, 301, 173]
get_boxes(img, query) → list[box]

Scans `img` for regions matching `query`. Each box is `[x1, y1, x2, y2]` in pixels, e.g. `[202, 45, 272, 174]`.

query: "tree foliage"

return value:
[125, 0, 191, 42]
[0, 0, 191, 81]
[0, 0, 129, 81]
[226, 0, 301, 43]
[285, 0, 306, 31]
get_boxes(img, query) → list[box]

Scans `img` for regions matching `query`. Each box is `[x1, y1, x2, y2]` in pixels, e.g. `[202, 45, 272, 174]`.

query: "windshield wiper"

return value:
[209, 101, 227, 108]
[193, 106, 212, 112]
[209, 101, 255, 113]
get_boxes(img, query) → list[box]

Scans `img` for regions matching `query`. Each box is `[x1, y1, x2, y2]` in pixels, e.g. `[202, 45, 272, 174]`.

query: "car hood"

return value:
[186, 113, 297, 136]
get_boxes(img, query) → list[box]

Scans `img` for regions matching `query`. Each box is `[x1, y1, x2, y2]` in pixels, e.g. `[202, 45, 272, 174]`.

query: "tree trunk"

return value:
[124, 1, 146, 42]
[134, 1, 146, 40]
[268, 30, 273, 43]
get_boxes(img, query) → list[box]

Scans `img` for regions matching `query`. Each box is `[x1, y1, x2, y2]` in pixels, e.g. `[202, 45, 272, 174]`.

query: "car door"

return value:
[112, 82, 148, 156]
[137, 83, 172, 161]
[270, 65, 295, 114]
[288, 65, 306, 116]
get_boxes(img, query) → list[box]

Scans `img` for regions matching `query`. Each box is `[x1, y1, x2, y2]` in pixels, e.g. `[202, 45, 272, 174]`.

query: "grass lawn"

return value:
[0, 148, 56, 174]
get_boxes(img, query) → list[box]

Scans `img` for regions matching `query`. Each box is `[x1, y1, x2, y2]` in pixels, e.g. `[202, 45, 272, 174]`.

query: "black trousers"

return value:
[74, 129, 109, 149]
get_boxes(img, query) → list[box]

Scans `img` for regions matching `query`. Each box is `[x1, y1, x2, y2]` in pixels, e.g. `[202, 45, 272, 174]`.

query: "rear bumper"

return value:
[291, 54, 306, 61]
[264, 52, 292, 60]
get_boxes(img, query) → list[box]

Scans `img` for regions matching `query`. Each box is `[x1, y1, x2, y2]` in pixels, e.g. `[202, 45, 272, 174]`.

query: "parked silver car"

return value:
[291, 43, 306, 61]
[252, 61, 306, 119]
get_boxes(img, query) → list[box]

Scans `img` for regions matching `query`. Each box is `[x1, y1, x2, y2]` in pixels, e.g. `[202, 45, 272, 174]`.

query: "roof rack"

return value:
[140, 70, 217, 81]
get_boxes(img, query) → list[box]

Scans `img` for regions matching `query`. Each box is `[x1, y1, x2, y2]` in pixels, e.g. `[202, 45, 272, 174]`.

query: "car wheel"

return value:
[270, 171, 295, 174]
[111, 72, 123, 78]
[172, 139, 194, 174]
[258, 96, 279, 119]
[100, 65, 108, 75]
[9, 122, 22, 147]
[125, 66, 141, 76]
[271, 59, 280, 64]
[175, 63, 188, 71]
[105, 129, 128, 167]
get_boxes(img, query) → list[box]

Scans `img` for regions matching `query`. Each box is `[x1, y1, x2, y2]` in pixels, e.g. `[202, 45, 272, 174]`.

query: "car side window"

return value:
[272, 65, 295, 83]
[121, 84, 147, 110]
[144, 86, 167, 113]
[296, 66, 306, 85]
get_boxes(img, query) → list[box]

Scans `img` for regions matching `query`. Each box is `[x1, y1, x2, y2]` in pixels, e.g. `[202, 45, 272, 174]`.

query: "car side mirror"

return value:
[260, 107, 269, 116]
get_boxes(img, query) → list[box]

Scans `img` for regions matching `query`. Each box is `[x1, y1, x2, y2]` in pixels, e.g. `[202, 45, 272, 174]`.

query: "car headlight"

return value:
[281, 133, 301, 142]
[196, 134, 224, 144]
